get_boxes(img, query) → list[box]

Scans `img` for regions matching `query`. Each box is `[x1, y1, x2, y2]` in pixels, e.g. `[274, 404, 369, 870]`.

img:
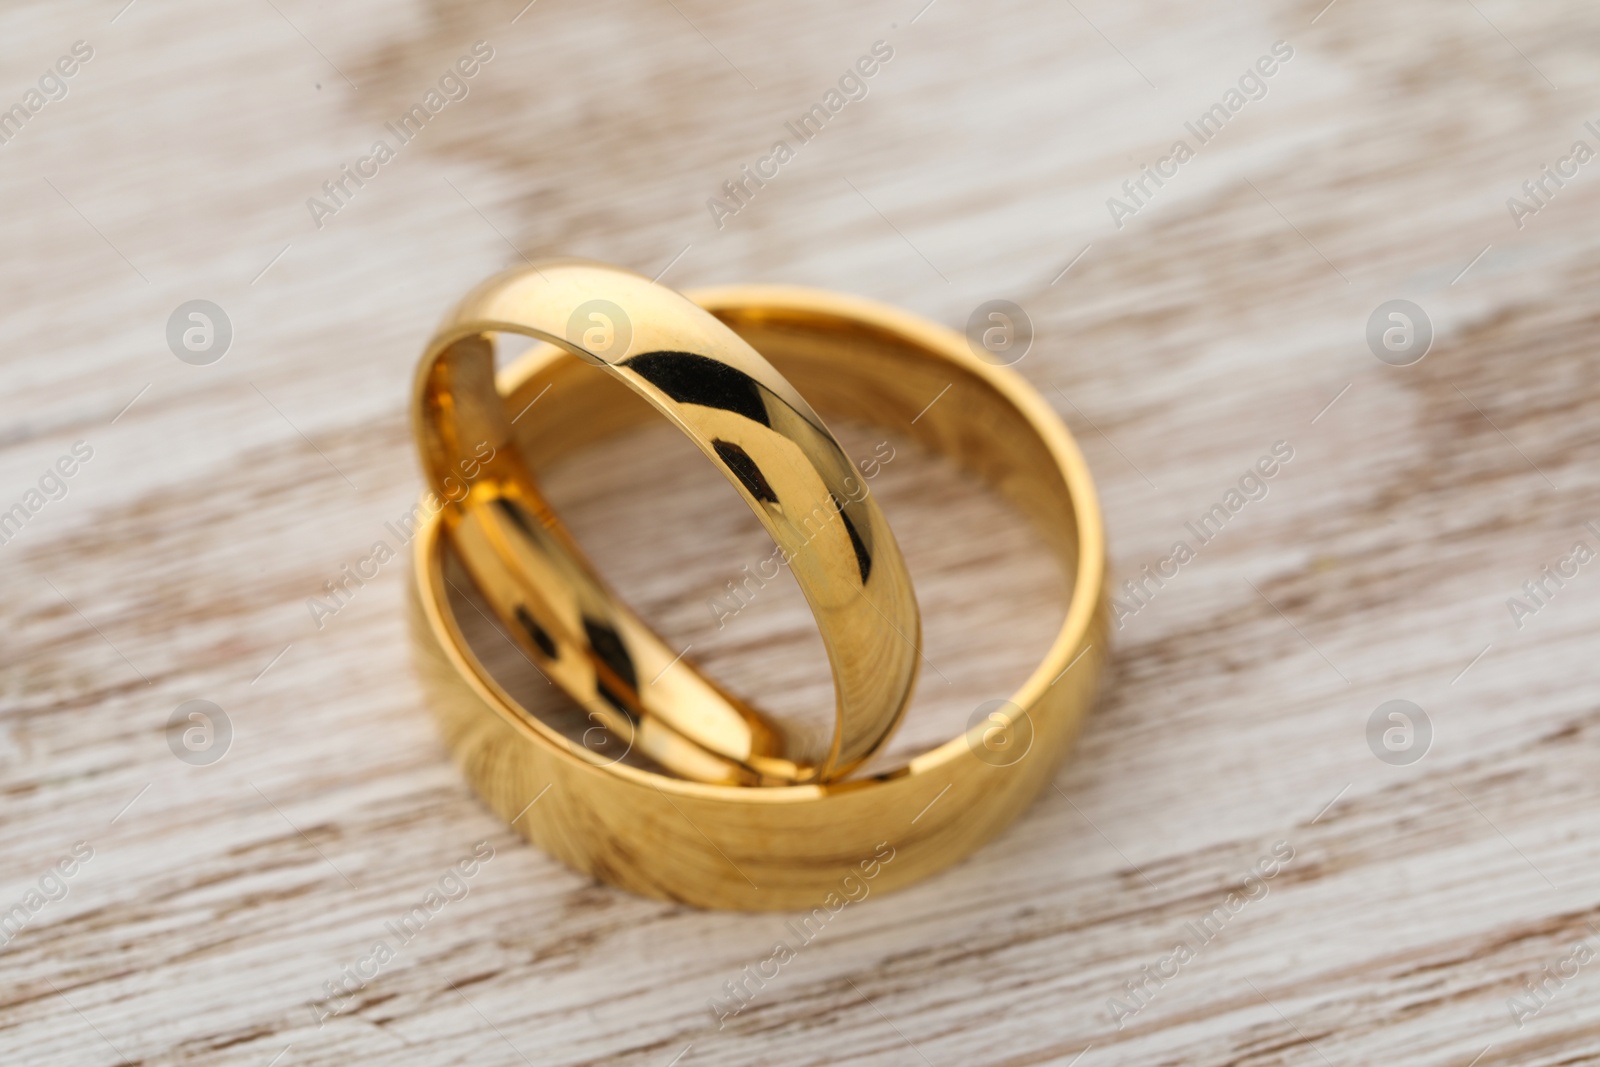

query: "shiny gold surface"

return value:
[409, 285, 1108, 910]
[414, 262, 920, 784]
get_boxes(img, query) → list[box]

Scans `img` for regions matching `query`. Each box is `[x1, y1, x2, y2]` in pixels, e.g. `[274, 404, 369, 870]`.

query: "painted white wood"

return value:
[3, 0, 1599, 1063]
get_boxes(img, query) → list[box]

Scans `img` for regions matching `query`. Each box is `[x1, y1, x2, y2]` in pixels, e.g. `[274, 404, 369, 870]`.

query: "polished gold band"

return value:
[408, 284, 1108, 910]
[414, 261, 919, 785]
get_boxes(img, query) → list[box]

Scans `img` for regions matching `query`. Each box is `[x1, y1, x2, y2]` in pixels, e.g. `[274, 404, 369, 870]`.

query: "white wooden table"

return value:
[4, 0, 1600, 1063]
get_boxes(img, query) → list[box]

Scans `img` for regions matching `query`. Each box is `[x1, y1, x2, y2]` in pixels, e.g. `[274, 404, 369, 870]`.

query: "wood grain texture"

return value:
[4, 0, 1600, 1063]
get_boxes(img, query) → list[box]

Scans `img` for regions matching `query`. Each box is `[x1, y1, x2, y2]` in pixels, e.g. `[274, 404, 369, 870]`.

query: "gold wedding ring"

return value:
[408, 278, 1108, 910]
[414, 261, 920, 785]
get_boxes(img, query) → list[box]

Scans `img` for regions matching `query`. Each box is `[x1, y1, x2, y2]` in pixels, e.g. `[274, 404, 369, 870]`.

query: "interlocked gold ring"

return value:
[413, 261, 919, 785]
[408, 283, 1108, 910]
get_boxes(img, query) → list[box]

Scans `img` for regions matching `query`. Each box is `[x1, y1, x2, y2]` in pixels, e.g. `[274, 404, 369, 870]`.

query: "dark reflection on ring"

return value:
[711, 438, 779, 504]
[513, 605, 559, 660]
[582, 617, 639, 694]
[831, 491, 873, 584]
[622, 351, 772, 427]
